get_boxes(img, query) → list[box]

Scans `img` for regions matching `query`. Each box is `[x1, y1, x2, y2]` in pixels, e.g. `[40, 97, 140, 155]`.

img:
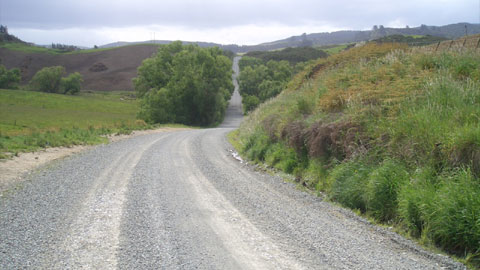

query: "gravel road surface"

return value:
[0, 56, 465, 269]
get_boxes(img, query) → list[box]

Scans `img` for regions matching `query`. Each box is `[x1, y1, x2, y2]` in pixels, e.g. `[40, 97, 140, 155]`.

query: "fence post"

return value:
[435, 42, 441, 52]
[476, 38, 480, 49]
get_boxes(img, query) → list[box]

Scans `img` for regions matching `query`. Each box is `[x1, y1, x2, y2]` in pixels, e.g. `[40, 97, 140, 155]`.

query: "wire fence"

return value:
[412, 34, 480, 53]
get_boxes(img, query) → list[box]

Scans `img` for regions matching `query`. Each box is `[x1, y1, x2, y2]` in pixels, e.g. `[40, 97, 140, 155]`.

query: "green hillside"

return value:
[231, 42, 480, 267]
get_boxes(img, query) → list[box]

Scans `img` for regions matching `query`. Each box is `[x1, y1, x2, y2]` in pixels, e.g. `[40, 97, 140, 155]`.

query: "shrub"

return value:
[30, 66, 65, 93]
[242, 95, 260, 114]
[366, 160, 409, 222]
[0, 64, 20, 89]
[60, 72, 83, 94]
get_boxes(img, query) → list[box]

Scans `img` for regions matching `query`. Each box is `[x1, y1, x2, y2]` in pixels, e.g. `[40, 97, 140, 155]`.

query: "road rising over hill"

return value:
[0, 57, 464, 269]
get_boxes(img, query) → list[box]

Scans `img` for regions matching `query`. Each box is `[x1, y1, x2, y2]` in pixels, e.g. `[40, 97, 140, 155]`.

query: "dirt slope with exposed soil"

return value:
[0, 45, 159, 91]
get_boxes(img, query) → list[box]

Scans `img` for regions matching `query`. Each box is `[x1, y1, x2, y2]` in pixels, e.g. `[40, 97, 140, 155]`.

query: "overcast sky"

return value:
[2, 0, 479, 47]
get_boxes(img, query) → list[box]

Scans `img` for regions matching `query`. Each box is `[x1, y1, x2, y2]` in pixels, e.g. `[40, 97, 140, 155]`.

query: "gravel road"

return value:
[0, 56, 465, 269]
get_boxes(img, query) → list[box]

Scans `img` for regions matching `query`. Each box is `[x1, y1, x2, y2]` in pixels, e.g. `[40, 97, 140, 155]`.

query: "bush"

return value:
[60, 72, 83, 94]
[366, 160, 409, 222]
[242, 95, 260, 113]
[328, 160, 370, 212]
[0, 64, 20, 89]
[30, 66, 65, 93]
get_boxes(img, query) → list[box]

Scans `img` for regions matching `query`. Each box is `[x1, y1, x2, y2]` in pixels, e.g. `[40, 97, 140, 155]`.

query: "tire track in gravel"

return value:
[179, 133, 304, 270]
[51, 137, 162, 269]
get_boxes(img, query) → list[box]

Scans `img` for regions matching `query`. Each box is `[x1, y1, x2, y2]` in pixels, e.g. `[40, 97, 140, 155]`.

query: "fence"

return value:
[412, 34, 480, 53]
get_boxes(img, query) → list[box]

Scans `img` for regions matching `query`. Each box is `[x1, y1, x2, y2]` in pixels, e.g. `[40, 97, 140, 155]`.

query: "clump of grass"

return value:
[327, 159, 370, 212]
[366, 159, 409, 222]
[427, 169, 480, 256]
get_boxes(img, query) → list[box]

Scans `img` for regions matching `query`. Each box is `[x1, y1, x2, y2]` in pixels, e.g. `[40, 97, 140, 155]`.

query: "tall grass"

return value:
[231, 43, 480, 266]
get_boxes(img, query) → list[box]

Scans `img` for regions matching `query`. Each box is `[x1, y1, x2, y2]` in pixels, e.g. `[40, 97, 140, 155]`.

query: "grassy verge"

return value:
[231, 43, 480, 268]
[0, 89, 184, 159]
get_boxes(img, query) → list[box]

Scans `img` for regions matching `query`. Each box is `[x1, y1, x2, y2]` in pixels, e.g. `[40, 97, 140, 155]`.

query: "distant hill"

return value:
[100, 40, 243, 53]
[263, 23, 480, 50]
[98, 23, 480, 53]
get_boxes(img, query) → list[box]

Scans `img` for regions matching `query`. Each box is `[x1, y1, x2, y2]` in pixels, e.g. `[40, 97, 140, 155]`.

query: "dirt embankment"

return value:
[0, 45, 159, 91]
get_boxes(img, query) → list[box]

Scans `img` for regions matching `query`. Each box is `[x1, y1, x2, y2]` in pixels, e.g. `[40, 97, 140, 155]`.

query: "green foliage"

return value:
[30, 66, 84, 94]
[61, 72, 83, 95]
[134, 41, 233, 126]
[0, 65, 20, 89]
[366, 160, 409, 221]
[232, 42, 480, 262]
[245, 47, 327, 65]
[399, 168, 480, 257]
[243, 129, 271, 162]
[398, 167, 437, 236]
[242, 95, 260, 114]
[373, 34, 448, 46]
[238, 60, 292, 112]
[238, 56, 263, 70]
[328, 159, 370, 212]
[30, 66, 65, 93]
[426, 169, 480, 255]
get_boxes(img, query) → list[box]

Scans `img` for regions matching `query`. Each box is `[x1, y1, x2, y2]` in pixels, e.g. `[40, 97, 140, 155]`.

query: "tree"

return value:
[30, 66, 65, 93]
[61, 72, 83, 94]
[238, 59, 292, 111]
[134, 41, 234, 126]
[30, 66, 83, 94]
[0, 65, 21, 89]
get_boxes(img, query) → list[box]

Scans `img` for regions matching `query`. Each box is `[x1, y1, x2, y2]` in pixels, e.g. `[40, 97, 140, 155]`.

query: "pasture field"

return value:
[0, 89, 146, 158]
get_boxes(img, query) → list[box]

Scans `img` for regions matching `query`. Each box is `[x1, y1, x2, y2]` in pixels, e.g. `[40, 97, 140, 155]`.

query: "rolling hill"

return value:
[0, 44, 160, 91]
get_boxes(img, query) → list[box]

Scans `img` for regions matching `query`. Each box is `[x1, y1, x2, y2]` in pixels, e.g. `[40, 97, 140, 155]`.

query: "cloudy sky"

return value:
[2, 0, 478, 47]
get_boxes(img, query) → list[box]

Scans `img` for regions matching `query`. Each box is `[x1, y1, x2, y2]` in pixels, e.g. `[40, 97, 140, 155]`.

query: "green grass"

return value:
[0, 89, 139, 135]
[0, 89, 153, 158]
[0, 42, 64, 54]
[319, 44, 351, 55]
[232, 43, 480, 267]
[0, 42, 162, 55]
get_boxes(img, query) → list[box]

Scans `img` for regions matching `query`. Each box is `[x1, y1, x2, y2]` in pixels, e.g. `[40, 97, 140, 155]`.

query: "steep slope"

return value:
[232, 37, 480, 267]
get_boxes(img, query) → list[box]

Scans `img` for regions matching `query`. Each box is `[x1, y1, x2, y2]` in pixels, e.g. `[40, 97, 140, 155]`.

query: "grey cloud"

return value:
[3, 0, 478, 31]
